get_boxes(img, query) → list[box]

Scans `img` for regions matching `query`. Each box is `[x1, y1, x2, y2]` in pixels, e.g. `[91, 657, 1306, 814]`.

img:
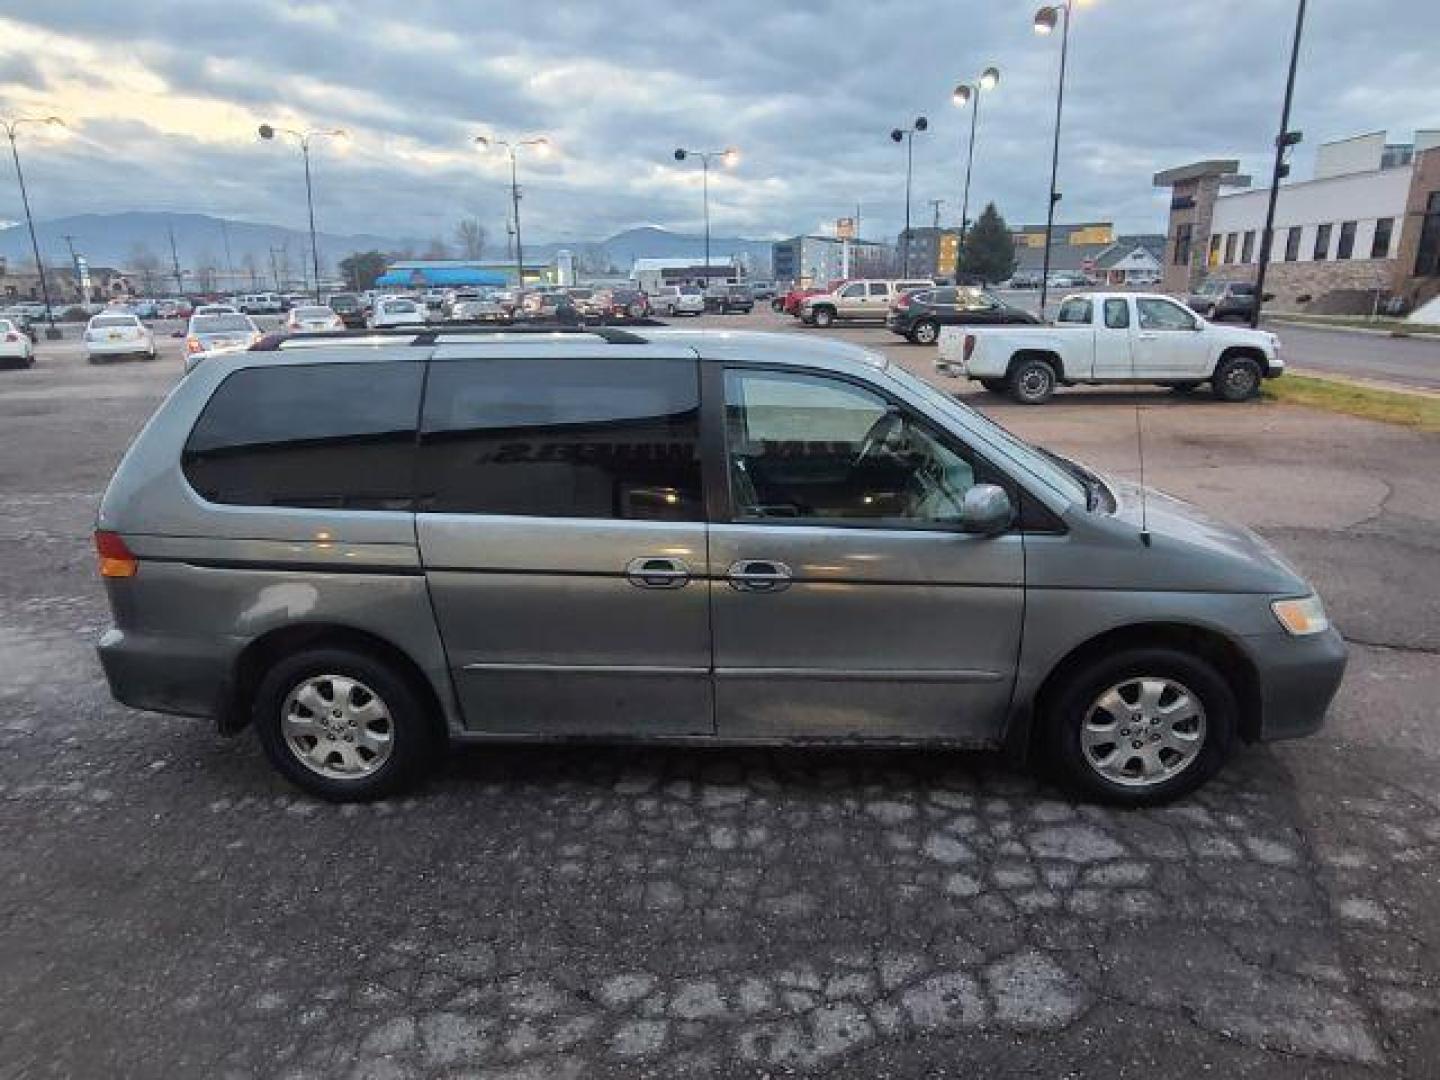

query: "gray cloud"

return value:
[2, 0, 1438, 248]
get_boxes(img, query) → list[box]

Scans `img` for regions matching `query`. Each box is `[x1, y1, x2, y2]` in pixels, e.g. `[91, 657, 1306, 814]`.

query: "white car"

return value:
[193, 304, 239, 316]
[84, 313, 156, 363]
[369, 297, 428, 329]
[285, 305, 343, 333]
[652, 285, 705, 317]
[0, 318, 35, 367]
[936, 291, 1282, 404]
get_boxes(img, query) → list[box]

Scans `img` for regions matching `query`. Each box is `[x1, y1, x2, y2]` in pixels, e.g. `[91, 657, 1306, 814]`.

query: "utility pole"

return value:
[61, 233, 80, 301]
[167, 226, 184, 295]
[3, 116, 65, 337]
[269, 246, 283, 292]
[219, 219, 236, 297]
[929, 199, 945, 229]
[1251, 0, 1307, 329]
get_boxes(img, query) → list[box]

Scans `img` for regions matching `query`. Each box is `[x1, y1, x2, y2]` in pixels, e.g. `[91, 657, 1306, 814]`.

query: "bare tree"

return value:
[128, 243, 164, 297]
[454, 218, 487, 260]
[240, 251, 261, 290]
[422, 237, 451, 260]
[194, 249, 219, 293]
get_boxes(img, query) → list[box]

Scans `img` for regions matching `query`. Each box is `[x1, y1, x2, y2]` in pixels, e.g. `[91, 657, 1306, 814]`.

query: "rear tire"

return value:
[1042, 646, 1236, 806]
[1212, 355, 1262, 402]
[911, 319, 940, 345]
[1007, 357, 1057, 404]
[812, 307, 836, 328]
[252, 647, 443, 802]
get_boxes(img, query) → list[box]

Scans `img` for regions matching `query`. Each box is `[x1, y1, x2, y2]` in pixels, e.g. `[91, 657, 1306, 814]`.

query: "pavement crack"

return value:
[1340, 635, 1440, 657]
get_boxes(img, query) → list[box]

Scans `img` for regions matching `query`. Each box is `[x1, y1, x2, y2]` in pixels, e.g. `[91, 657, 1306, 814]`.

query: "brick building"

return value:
[1154, 130, 1440, 314]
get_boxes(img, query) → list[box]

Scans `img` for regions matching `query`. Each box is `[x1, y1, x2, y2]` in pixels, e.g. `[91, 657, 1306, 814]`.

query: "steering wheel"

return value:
[854, 410, 904, 467]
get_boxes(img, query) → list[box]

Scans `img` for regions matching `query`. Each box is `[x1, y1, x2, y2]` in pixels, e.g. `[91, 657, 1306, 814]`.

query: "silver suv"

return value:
[95, 327, 1345, 803]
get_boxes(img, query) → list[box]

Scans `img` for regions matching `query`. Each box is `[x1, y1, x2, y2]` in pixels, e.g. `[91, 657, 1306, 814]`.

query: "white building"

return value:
[629, 257, 739, 294]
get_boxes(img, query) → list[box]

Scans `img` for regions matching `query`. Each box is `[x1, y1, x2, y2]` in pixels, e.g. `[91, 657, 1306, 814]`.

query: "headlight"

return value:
[1271, 595, 1329, 636]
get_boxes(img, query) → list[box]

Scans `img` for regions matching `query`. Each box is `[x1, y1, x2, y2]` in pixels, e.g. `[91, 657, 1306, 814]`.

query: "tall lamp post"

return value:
[258, 124, 347, 301]
[951, 67, 1000, 282]
[475, 135, 550, 301]
[3, 116, 65, 338]
[890, 117, 929, 277]
[1033, 2, 1073, 317]
[673, 147, 738, 286]
[1252, 0, 1308, 329]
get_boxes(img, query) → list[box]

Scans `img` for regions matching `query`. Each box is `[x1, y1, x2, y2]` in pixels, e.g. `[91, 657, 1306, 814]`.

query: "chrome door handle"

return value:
[726, 559, 793, 593]
[1137, 332, 1158, 340]
[626, 556, 691, 589]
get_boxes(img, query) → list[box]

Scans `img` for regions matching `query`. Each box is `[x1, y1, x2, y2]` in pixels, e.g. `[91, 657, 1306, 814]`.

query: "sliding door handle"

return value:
[626, 556, 691, 589]
[727, 559, 793, 593]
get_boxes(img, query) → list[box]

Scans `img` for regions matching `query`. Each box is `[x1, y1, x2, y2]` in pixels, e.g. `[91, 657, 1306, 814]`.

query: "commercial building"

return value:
[896, 227, 959, 279]
[378, 254, 575, 290]
[1155, 130, 1440, 313]
[1011, 222, 1116, 280]
[771, 235, 896, 286]
[628, 257, 741, 295]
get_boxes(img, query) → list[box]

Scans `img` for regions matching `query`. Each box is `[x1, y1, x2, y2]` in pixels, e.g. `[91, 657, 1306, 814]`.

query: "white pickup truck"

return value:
[937, 291, 1283, 404]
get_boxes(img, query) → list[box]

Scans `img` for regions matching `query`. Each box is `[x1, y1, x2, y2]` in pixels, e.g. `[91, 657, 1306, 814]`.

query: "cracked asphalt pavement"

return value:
[2, 315, 1437, 1078]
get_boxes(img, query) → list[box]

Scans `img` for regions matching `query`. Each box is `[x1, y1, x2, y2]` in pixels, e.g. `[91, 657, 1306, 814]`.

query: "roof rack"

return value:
[251, 321, 660, 351]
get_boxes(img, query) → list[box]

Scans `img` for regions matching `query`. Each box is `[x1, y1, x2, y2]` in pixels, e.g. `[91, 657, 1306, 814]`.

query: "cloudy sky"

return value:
[1, 0, 1438, 246]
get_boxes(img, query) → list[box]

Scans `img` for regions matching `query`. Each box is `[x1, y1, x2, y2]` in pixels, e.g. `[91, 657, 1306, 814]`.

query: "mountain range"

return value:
[0, 212, 776, 277]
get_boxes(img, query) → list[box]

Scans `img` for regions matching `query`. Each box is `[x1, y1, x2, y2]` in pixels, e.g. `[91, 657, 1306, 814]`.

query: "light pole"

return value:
[673, 147, 738, 286]
[1252, 0, 1307, 329]
[889, 117, 929, 277]
[951, 67, 1000, 282]
[476, 135, 550, 301]
[3, 116, 65, 337]
[1034, 2, 1073, 317]
[258, 124, 347, 301]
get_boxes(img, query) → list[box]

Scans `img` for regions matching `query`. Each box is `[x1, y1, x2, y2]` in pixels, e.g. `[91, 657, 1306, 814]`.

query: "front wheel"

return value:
[811, 307, 835, 328]
[1212, 355, 1262, 402]
[1042, 647, 1236, 806]
[911, 319, 940, 345]
[252, 647, 443, 801]
[1007, 358, 1057, 404]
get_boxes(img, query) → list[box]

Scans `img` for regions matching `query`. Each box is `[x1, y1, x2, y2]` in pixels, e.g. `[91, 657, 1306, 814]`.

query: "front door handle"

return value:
[1137, 332, 1159, 340]
[626, 556, 691, 589]
[726, 559, 793, 593]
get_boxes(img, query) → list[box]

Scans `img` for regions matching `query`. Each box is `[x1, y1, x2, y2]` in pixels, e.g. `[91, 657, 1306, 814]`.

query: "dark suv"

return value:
[887, 286, 1038, 345]
[1187, 280, 1257, 323]
[328, 293, 365, 328]
[706, 284, 754, 314]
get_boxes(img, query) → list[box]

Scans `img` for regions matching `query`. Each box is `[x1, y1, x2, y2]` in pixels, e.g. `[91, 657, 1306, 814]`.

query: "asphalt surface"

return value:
[2, 313, 1438, 1078]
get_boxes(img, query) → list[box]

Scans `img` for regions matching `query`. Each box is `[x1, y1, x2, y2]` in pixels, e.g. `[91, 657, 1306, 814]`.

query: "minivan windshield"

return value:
[882, 363, 1090, 507]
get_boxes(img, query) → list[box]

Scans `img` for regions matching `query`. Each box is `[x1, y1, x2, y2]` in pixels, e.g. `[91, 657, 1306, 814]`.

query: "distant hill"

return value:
[0, 211, 775, 278]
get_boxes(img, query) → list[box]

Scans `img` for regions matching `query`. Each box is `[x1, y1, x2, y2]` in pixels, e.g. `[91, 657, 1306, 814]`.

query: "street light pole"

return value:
[952, 67, 1000, 282]
[258, 124, 346, 302]
[890, 118, 929, 277]
[1251, 0, 1307, 329]
[1034, 2, 1073, 318]
[476, 135, 550, 301]
[3, 116, 65, 337]
[674, 147, 738, 286]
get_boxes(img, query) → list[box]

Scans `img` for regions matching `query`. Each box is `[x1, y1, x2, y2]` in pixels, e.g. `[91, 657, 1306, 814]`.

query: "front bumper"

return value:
[97, 627, 231, 720]
[1247, 625, 1346, 741]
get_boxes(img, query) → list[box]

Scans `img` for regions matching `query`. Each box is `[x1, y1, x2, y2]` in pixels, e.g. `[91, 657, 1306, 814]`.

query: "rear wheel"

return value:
[1042, 647, 1236, 805]
[1007, 357, 1057, 404]
[811, 307, 836, 328]
[1212, 355, 1262, 402]
[252, 647, 443, 801]
[911, 319, 940, 345]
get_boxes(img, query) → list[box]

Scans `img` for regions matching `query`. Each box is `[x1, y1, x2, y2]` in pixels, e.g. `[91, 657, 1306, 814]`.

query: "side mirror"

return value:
[959, 484, 1013, 535]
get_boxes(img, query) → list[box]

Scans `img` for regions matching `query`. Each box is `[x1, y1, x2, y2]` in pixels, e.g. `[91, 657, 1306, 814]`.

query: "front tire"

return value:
[252, 647, 443, 801]
[1042, 647, 1236, 806]
[811, 307, 835, 328]
[1212, 355, 1262, 402]
[1007, 357, 1057, 404]
[911, 319, 940, 345]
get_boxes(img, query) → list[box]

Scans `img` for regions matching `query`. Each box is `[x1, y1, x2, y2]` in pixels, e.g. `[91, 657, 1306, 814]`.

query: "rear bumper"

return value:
[1248, 626, 1347, 741]
[86, 340, 151, 355]
[97, 627, 231, 720]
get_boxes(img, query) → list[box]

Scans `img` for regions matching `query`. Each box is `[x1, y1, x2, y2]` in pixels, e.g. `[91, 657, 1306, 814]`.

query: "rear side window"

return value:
[419, 357, 702, 521]
[183, 363, 423, 509]
[1103, 299, 1130, 328]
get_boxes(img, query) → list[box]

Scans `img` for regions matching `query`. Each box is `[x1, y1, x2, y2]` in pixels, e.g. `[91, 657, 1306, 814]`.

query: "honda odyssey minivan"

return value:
[95, 327, 1345, 803]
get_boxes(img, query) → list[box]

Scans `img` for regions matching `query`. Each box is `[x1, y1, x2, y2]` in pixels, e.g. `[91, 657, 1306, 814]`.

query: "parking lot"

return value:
[2, 310, 1438, 1078]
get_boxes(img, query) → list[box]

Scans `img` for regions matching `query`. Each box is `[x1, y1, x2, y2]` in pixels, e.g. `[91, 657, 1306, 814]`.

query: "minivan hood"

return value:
[1100, 476, 1309, 594]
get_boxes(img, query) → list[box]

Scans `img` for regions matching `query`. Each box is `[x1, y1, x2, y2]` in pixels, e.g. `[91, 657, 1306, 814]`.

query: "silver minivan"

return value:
[95, 328, 1346, 804]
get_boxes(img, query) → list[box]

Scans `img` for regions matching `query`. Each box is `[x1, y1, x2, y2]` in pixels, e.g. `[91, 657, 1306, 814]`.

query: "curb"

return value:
[1285, 367, 1440, 401]
[1268, 318, 1440, 340]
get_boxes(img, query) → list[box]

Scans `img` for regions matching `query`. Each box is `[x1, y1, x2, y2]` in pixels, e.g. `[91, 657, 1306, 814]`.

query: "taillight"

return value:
[95, 530, 138, 579]
[963, 334, 977, 363]
[895, 294, 912, 310]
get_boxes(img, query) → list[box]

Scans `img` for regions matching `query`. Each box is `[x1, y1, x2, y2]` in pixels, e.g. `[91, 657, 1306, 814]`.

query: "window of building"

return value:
[183, 363, 424, 510]
[1313, 223, 1332, 261]
[1241, 231, 1256, 264]
[723, 369, 979, 526]
[1056, 298, 1093, 324]
[1173, 222, 1192, 266]
[1418, 193, 1440, 277]
[418, 357, 703, 521]
[1103, 298, 1130, 329]
[1208, 234, 1222, 267]
[1223, 233, 1237, 264]
[1372, 217, 1395, 259]
[1337, 221, 1357, 260]
[1285, 226, 1302, 262]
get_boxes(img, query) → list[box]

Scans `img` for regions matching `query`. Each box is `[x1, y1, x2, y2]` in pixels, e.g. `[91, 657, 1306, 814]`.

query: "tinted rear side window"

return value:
[418, 357, 702, 521]
[183, 363, 423, 509]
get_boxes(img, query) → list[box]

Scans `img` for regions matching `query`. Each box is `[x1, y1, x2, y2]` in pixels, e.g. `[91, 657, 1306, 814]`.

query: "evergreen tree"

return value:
[957, 202, 1016, 284]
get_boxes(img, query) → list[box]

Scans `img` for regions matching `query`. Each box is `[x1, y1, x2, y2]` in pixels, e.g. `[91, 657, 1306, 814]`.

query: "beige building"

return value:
[1154, 130, 1440, 314]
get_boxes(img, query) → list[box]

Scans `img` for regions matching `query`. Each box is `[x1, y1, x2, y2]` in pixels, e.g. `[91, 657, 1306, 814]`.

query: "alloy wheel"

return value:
[1080, 676, 1207, 787]
[281, 674, 395, 780]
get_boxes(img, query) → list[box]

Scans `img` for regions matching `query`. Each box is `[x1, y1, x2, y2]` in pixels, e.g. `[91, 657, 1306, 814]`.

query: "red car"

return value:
[775, 280, 849, 316]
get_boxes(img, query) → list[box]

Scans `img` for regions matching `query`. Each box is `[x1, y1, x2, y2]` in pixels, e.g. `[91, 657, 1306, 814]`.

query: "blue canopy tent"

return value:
[373, 266, 509, 288]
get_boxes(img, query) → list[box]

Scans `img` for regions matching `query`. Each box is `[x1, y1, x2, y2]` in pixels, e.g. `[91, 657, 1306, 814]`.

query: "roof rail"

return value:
[251, 321, 658, 351]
